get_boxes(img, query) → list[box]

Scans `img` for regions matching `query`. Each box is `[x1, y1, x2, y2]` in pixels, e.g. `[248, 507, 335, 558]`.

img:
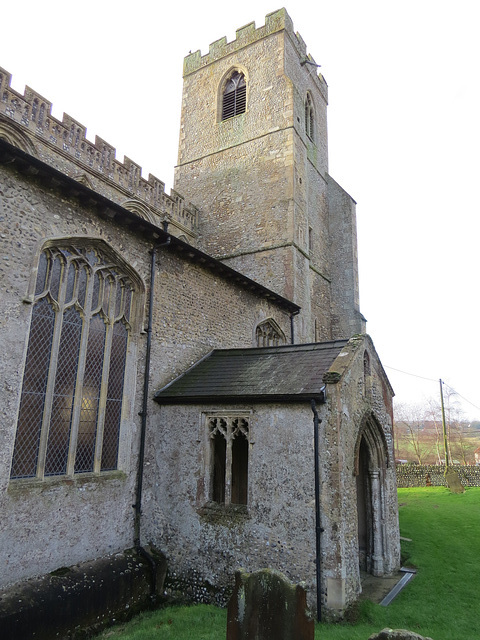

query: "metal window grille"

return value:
[11, 244, 135, 479]
[222, 72, 247, 121]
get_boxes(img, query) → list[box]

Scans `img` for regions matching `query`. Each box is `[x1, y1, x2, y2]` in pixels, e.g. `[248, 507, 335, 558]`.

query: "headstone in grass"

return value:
[226, 568, 314, 640]
[368, 628, 434, 640]
[445, 468, 465, 493]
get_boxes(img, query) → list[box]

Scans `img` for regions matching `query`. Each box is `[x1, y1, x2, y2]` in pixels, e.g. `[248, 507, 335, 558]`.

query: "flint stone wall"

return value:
[396, 465, 480, 488]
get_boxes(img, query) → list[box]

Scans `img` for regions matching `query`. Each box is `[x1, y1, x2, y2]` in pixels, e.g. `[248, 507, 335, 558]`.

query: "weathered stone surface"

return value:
[0, 548, 167, 640]
[369, 629, 434, 640]
[445, 468, 465, 493]
[0, 7, 400, 627]
[227, 569, 314, 640]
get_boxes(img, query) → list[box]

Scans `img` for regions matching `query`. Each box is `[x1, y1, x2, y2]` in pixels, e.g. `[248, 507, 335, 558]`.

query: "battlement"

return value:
[0, 67, 198, 239]
[183, 7, 325, 87]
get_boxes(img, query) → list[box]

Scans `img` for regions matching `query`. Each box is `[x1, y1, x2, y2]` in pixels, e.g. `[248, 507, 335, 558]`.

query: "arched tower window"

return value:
[255, 319, 286, 347]
[10, 241, 141, 479]
[222, 71, 247, 121]
[305, 93, 314, 140]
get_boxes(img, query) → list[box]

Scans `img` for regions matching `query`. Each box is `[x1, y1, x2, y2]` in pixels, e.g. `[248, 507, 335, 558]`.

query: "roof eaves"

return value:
[0, 138, 300, 315]
[155, 388, 326, 405]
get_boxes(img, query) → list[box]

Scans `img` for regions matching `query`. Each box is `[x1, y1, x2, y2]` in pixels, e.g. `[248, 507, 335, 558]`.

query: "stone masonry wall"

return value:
[144, 403, 318, 607]
[396, 464, 480, 488]
[174, 8, 361, 343]
[0, 157, 292, 589]
[321, 336, 399, 611]
[0, 71, 198, 242]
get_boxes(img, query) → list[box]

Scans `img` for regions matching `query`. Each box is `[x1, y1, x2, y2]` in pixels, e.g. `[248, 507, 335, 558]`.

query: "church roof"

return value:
[0, 136, 300, 317]
[154, 340, 349, 404]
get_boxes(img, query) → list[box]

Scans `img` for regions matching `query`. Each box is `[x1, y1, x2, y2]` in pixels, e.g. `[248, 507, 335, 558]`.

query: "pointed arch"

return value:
[11, 237, 144, 480]
[354, 412, 390, 576]
[0, 117, 37, 156]
[220, 69, 247, 121]
[305, 92, 314, 141]
[354, 412, 390, 474]
[255, 318, 286, 347]
[121, 198, 157, 225]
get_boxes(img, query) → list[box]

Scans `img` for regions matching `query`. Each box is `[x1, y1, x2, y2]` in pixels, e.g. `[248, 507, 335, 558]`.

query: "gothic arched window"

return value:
[255, 319, 286, 347]
[305, 93, 314, 140]
[208, 414, 249, 505]
[222, 71, 247, 121]
[10, 241, 141, 479]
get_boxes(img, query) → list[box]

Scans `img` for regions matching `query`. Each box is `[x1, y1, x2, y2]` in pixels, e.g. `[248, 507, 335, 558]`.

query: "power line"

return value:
[384, 365, 437, 383]
[385, 365, 480, 414]
[441, 383, 480, 413]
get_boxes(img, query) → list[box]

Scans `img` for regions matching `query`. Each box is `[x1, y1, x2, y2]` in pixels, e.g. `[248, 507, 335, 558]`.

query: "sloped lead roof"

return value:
[154, 340, 349, 404]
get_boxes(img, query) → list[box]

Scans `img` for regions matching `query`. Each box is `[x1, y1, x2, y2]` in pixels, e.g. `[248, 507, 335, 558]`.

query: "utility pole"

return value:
[439, 379, 450, 467]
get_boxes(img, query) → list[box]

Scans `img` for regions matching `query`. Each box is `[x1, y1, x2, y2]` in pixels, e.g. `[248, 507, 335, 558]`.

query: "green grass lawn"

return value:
[95, 487, 480, 640]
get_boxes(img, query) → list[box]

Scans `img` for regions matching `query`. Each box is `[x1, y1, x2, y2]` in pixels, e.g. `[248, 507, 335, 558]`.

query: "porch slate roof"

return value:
[154, 340, 349, 404]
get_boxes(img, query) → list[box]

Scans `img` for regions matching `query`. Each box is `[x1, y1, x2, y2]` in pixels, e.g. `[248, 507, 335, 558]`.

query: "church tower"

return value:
[174, 9, 364, 342]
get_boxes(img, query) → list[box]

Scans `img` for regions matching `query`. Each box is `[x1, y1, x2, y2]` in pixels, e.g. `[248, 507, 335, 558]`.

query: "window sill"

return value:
[8, 470, 127, 495]
[197, 501, 249, 524]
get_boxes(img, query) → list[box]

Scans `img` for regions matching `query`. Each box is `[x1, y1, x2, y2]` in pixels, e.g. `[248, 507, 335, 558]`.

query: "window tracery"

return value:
[221, 71, 247, 120]
[11, 242, 138, 479]
[305, 93, 314, 140]
[208, 415, 249, 505]
[255, 319, 286, 347]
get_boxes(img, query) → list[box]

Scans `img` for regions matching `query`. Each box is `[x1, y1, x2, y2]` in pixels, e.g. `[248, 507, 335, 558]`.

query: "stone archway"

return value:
[354, 414, 389, 576]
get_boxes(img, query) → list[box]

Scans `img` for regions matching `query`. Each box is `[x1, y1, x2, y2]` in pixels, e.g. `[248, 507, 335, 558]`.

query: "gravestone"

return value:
[445, 468, 465, 493]
[226, 569, 314, 640]
[369, 629, 434, 640]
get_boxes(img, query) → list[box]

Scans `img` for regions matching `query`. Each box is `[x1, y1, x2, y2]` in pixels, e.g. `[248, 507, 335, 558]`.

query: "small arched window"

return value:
[305, 93, 314, 140]
[255, 319, 286, 347]
[222, 71, 247, 121]
[363, 350, 371, 395]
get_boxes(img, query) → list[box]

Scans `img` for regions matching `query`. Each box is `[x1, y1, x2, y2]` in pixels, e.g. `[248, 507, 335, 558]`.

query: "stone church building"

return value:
[0, 8, 399, 630]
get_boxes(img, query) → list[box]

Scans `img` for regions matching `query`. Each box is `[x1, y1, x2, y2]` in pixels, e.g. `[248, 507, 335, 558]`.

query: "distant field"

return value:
[94, 487, 480, 640]
[394, 431, 480, 464]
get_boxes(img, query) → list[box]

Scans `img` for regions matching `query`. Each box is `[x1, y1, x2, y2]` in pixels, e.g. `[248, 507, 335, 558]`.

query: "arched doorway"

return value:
[354, 415, 389, 576]
[356, 436, 371, 572]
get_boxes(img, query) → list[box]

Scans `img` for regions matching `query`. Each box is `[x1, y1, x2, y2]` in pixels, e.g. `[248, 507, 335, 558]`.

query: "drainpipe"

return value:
[311, 398, 323, 622]
[133, 237, 170, 596]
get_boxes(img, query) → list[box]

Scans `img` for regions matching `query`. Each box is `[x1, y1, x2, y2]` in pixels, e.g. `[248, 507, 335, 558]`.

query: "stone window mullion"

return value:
[36, 261, 69, 479]
[66, 266, 95, 475]
[92, 316, 115, 473]
[225, 419, 233, 504]
[11, 241, 140, 481]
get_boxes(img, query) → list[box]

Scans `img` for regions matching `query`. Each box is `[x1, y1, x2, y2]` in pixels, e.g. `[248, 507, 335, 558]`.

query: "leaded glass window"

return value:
[11, 243, 136, 479]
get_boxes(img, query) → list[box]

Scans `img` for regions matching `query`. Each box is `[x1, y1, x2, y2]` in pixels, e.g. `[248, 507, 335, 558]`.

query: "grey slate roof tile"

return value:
[154, 340, 349, 404]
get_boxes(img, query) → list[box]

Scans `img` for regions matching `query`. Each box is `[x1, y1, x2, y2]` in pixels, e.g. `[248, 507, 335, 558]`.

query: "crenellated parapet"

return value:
[183, 8, 327, 95]
[0, 67, 198, 241]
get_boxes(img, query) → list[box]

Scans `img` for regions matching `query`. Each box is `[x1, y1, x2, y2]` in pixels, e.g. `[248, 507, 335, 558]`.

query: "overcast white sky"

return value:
[2, 1, 479, 419]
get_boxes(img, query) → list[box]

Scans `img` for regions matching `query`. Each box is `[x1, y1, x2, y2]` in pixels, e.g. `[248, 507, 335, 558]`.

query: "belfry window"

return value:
[10, 242, 138, 479]
[208, 415, 249, 505]
[305, 93, 314, 140]
[221, 71, 247, 120]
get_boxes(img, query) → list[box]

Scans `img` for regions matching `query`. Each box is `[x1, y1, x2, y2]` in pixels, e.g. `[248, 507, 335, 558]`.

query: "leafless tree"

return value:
[394, 403, 433, 464]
